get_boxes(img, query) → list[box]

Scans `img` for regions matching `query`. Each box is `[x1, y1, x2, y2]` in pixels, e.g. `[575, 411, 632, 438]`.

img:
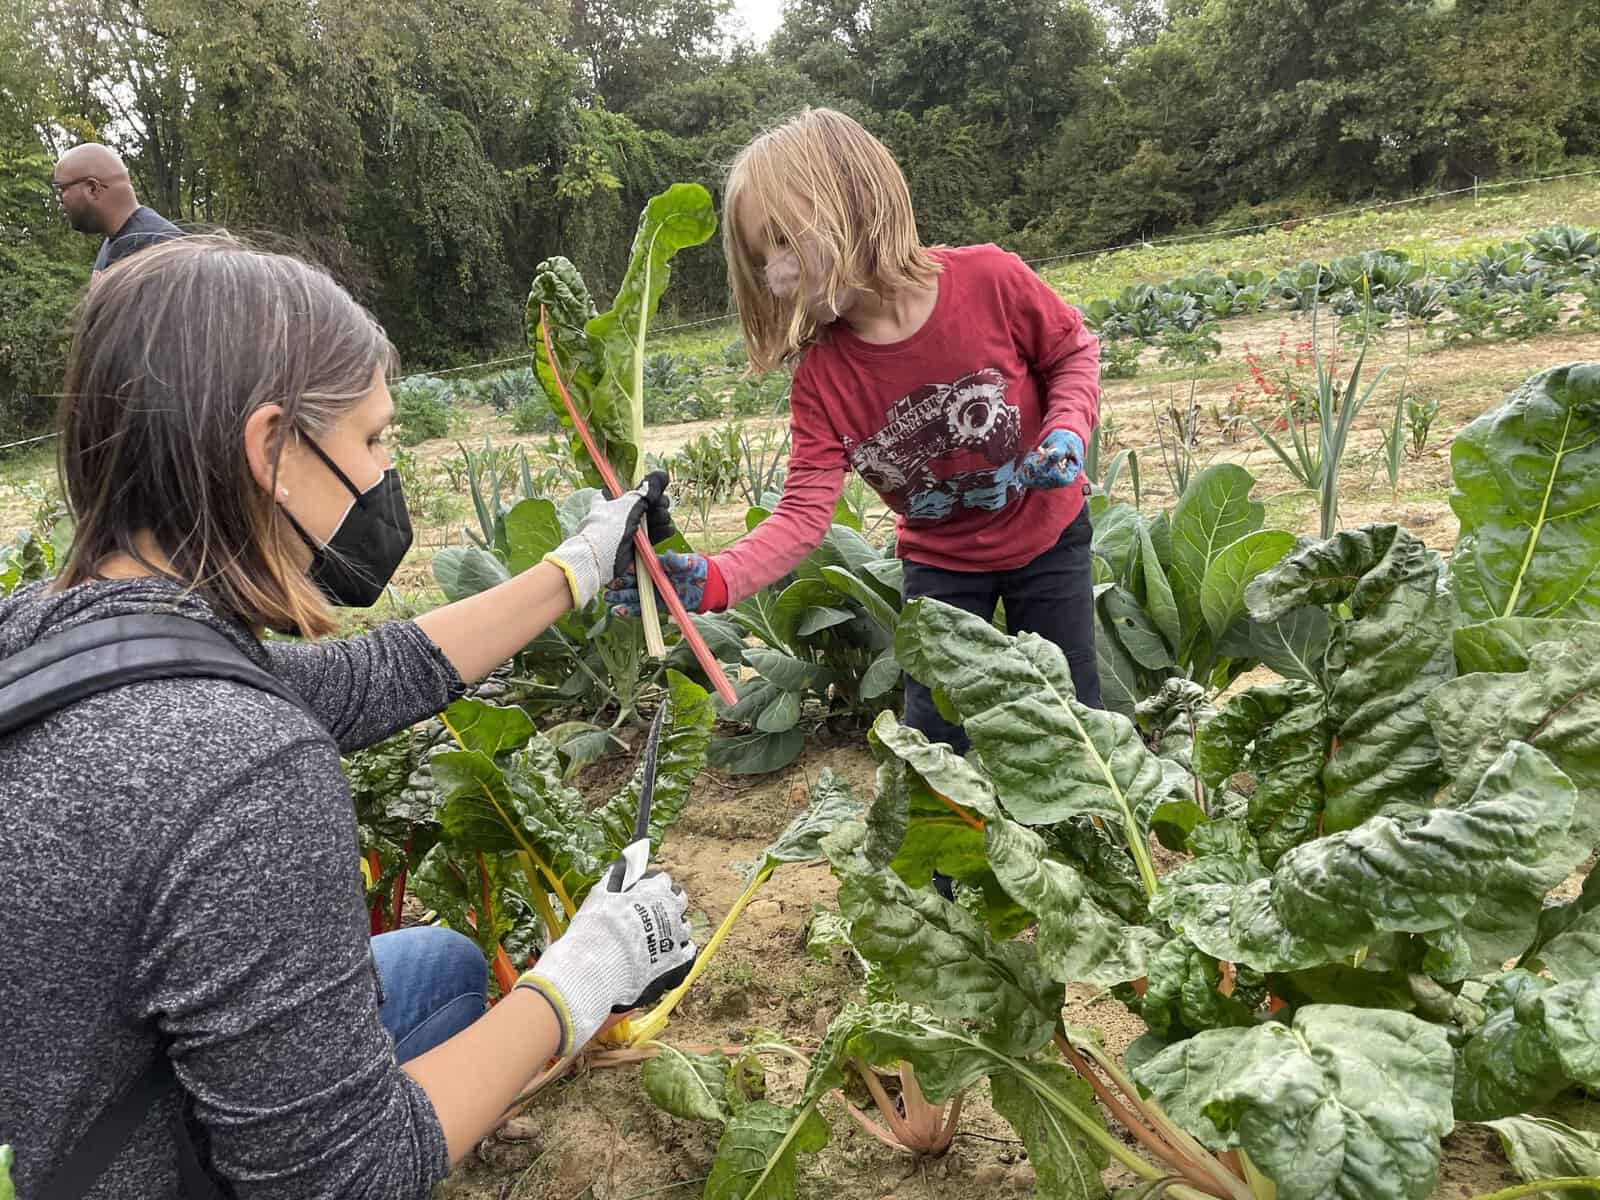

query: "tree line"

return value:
[3, 0, 1597, 431]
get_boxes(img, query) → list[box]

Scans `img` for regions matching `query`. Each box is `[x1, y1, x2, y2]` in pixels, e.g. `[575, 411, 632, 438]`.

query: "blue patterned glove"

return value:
[606, 551, 716, 616]
[1018, 429, 1085, 490]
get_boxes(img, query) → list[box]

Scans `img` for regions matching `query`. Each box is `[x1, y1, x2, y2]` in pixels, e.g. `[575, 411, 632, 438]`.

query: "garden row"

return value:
[1084, 223, 1600, 374]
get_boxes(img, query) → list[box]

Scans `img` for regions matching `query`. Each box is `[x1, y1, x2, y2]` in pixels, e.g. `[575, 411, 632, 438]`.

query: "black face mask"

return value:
[282, 437, 413, 608]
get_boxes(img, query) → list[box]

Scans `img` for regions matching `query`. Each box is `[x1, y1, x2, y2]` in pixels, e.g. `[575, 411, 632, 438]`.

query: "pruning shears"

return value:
[608, 706, 667, 893]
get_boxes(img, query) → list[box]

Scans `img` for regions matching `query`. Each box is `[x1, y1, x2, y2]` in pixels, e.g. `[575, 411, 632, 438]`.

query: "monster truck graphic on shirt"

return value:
[843, 368, 1025, 522]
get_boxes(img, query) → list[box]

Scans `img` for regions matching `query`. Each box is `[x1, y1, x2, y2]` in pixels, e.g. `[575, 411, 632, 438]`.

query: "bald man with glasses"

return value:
[52, 143, 183, 274]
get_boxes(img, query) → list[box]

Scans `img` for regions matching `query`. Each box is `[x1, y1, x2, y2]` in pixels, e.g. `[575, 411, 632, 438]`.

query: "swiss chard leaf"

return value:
[824, 822, 1060, 1057]
[1485, 1115, 1600, 1193]
[1450, 362, 1600, 623]
[1159, 742, 1580, 974]
[1453, 617, 1600, 673]
[1193, 680, 1329, 866]
[895, 598, 1173, 894]
[988, 1063, 1109, 1200]
[1134, 1005, 1454, 1200]
[643, 1044, 734, 1125]
[1427, 638, 1600, 850]
[703, 1100, 829, 1200]
[1247, 524, 1455, 830]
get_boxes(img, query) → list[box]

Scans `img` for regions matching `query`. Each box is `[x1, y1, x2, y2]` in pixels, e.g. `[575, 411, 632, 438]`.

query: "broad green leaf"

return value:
[704, 1100, 828, 1200]
[1454, 971, 1572, 1121]
[895, 599, 1170, 895]
[1100, 584, 1175, 670]
[643, 1045, 733, 1125]
[409, 843, 533, 966]
[1532, 905, 1600, 983]
[820, 565, 899, 633]
[440, 698, 535, 757]
[826, 822, 1059, 1057]
[1454, 618, 1600, 673]
[757, 689, 802, 733]
[869, 714, 1000, 820]
[756, 769, 864, 872]
[1450, 363, 1600, 622]
[988, 1064, 1108, 1200]
[804, 1001, 999, 1104]
[595, 671, 714, 857]
[431, 741, 608, 899]
[1193, 681, 1328, 866]
[860, 650, 901, 699]
[984, 814, 1157, 986]
[770, 579, 839, 645]
[1134, 1005, 1454, 1200]
[1200, 529, 1296, 637]
[432, 545, 510, 602]
[1215, 605, 1331, 684]
[1090, 502, 1142, 580]
[1160, 743, 1580, 974]
[528, 255, 602, 457]
[707, 729, 806, 775]
[1427, 639, 1600, 849]
[1247, 525, 1454, 830]
[1485, 1116, 1600, 1194]
[0, 1144, 12, 1200]
[1137, 520, 1182, 652]
[1138, 937, 1257, 1038]
[1168, 464, 1265, 643]
[1140, 679, 1213, 773]
[797, 606, 853, 637]
[742, 648, 822, 693]
[584, 184, 718, 488]
[1093, 604, 1142, 716]
[502, 498, 563, 576]
[723, 678, 781, 726]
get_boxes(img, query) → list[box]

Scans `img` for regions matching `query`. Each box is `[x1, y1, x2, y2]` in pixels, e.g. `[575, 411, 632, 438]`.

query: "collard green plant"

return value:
[695, 518, 902, 775]
[1089, 464, 1300, 718]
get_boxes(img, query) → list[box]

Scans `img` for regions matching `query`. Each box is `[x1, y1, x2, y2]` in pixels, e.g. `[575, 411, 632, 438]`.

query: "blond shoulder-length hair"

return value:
[56, 236, 396, 637]
[724, 108, 940, 372]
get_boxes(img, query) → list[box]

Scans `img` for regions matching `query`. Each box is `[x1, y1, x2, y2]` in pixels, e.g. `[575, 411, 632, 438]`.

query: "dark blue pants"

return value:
[901, 503, 1102, 753]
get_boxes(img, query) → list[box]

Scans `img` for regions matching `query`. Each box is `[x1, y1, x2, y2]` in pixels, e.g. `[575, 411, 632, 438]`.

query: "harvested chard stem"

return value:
[539, 307, 736, 704]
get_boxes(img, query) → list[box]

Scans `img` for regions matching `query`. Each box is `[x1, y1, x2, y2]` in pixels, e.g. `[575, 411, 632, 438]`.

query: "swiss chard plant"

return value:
[404, 671, 713, 1013]
[814, 579, 1600, 1198]
[528, 183, 718, 658]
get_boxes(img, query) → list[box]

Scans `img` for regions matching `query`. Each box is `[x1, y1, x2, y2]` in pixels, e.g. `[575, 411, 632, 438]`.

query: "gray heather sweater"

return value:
[0, 578, 466, 1198]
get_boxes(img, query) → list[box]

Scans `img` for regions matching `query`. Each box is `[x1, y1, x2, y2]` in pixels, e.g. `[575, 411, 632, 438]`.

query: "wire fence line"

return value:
[7, 163, 1598, 442]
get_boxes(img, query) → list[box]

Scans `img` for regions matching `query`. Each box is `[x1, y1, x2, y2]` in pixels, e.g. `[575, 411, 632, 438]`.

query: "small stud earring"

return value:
[277, 487, 290, 500]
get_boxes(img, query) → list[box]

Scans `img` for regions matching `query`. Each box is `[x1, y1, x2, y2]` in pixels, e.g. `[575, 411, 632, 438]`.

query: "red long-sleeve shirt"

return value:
[712, 244, 1100, 606]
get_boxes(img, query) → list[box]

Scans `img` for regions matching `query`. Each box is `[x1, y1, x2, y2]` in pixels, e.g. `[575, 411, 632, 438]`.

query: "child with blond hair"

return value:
[613, 107, 1102, 749]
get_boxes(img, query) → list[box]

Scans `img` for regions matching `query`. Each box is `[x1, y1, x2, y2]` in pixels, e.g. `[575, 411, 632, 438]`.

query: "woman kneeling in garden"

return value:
[0, 236, 693, 1199]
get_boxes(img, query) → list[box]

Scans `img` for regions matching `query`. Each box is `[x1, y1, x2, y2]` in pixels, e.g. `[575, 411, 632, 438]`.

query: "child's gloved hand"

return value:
[1017, 429, 1085, 490]
[606, 551, 728, 616]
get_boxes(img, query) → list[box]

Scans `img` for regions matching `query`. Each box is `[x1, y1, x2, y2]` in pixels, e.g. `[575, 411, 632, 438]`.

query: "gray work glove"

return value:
[514, 866, 696, 1055]
[544, 470, 672, 608]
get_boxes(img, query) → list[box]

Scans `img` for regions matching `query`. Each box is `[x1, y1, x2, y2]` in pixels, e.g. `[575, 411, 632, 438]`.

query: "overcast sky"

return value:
[729, 0, 785, 44]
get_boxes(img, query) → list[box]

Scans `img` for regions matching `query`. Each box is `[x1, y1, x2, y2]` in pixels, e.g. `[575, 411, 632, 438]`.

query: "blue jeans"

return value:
[372, 926, 488, 1063]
